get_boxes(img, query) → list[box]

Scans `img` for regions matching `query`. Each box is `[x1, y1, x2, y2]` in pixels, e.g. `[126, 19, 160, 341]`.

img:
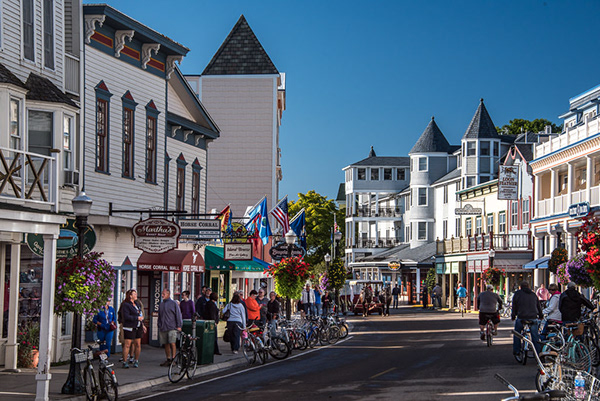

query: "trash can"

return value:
[182, 319, 215, 365]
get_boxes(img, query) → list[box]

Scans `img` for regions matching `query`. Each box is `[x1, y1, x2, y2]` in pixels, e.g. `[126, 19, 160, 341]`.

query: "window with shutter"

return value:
[23, 0, 34, 61]
[43, 0, 54, 69]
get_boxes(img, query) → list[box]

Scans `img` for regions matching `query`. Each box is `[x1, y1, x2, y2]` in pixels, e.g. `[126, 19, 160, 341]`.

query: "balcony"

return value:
[353, 237, 403, 248]
[537, 189, 597, 218]
[436, 232, 532, 255]
[0, 147, 58, 210]
[354, 206, 402, 218]
[536, 118, 600, 159]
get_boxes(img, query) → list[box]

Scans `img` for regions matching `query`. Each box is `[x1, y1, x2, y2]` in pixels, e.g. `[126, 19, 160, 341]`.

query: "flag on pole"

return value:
[215, 205, 232, 232]
[245, 196, 272, 245]
[270, 196, 290, 234]
[289, 208, 306, 249]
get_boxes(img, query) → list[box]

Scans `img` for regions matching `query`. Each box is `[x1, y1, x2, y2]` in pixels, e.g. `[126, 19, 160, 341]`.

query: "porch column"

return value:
[449, 269, 455, 309]
[441, 272, 447, 308]
[416, 269, 421, 303]
[5, 242, 21, 371]
[586, 156, 593, 202]
[0, 245, 4, 348]
[567, 162, 573, 205]
[35, 234, 58, 401]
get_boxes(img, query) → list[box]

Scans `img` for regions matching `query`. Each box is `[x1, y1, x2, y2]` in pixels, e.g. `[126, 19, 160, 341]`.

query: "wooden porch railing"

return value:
[436, 231, 532, 255]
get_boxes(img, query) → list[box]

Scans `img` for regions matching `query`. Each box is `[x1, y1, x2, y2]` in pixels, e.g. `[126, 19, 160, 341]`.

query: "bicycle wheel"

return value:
[186, 348, 197, 379]
[296, 331, 308, 350]
[521, 337, 529, 365]
[339, 323, 349, 339]
[168, 353, 186, 383]
[565, 342, 592, 372]
[319, 327, 330, 345]
[268, 337, 290, 360]
[242, 337, 256, 365]
[535, 354, 555, 392]
[308, 330, 319, 348]
[486, 323, 493, 347]
[258, 348, 268, 365]
[328, 326, 341, 344]
[83, 366, 97, 401]
[101, 370, 118, 401]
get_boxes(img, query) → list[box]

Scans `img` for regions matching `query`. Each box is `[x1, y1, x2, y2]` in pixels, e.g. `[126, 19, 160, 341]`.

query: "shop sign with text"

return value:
[133, 218, 180, 253]
[498, 165, 519, 200]
[224, 243, 253, 261]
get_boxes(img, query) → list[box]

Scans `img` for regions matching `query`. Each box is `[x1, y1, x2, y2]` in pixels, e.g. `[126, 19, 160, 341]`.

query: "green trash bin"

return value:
[182, 319, 215, 365]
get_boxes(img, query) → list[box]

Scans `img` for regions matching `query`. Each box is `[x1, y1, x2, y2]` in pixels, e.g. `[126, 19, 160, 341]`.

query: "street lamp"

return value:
[333, 229, 342, 258]
[488, 248, 496, 268]
[62, 191, 92, 395]
[553, 222, 564, 248]
[284, 229, 297, 319]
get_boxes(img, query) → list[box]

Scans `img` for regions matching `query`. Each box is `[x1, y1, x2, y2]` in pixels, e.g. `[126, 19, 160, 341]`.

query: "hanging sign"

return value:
[387, 261, 400, 271]
[224, 243, 253, 261]
[26, 218, 97, 258]
[269, 242, 304, 261]
[179, 219, 222, 240]
[568, 202, 590, 219]
[454, 204, 482, 215]
[132, 218, 180, 253]
[498, 165, 519, 200]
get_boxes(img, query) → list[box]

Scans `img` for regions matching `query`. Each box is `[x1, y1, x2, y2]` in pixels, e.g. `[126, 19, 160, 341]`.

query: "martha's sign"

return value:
[133, 218, 180, 253]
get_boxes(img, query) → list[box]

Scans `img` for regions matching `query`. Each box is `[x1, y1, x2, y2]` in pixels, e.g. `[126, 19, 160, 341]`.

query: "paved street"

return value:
[122, 307, 539, 401]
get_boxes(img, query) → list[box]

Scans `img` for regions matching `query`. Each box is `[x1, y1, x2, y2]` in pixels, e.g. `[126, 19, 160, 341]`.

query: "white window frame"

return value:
[42, 0, 55, 70]
[523, 199, 530, 225]
[466, 218, 472, 237]
[476, 216, 482, 235]
[443, 219, 448, 239]
[443, 185, 448, 204]
[383, 168, 392, 180]
[10, 98, 22, 150]
[511, 201, 518, 227]
[22, 0, 35, 62]
[418, 222, 427, 240]
[397, 168, 405, 181]
[456, 217, 461, 237]
[499, 212, 506, 234]
[487, 213, 494, 233]
[418, 157, 427, 171]
[480, 141, 490, 156]
[417, 187, 427, 206]
[466, 141, 476, 156]
[357, 168, 366, 180]
[370, 168, 379, 181]
[63, 114, 74, 171]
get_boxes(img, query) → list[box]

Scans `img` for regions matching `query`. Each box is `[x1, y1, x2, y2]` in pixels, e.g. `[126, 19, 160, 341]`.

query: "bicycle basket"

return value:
[572, 323, 585, 336]
[74, 351, 91, 364]
[556, 367, 600, 401]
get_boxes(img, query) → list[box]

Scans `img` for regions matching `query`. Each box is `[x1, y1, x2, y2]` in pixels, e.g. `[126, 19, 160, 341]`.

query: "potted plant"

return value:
[17, 321, 40, 368]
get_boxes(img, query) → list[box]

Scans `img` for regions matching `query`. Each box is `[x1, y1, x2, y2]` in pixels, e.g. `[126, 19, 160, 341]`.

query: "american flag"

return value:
[270, 196, 290, 233]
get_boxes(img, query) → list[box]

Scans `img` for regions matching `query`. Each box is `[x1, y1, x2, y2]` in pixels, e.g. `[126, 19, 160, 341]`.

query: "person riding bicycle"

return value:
[559, 281, 594, 323]
[511, 281, 543, 355]
[477, 284, 503, 340]
[456, 283, 467, 311]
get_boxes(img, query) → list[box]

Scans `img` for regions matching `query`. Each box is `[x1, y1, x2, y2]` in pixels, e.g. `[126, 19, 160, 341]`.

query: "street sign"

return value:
[568, 202, 590, 219]
[179, 219, 222, 240]
[26, 218, 97, 258]
[269, 242, 304, 261]
[224, 243, 253, 261]
[133, 218, 180, 253]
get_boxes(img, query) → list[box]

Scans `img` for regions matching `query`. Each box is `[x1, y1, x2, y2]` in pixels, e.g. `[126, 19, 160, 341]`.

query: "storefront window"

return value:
[7, 246, 44, 328]
[173, 272, 182, 300]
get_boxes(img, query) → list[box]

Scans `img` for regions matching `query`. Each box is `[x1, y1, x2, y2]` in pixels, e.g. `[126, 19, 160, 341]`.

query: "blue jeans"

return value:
[513, 318, 541, 355]
[315, 303, 323, 316]
[97, 329, 114, 357]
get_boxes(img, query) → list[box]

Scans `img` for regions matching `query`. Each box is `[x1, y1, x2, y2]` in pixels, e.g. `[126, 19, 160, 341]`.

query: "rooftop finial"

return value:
[480, 98, 484, 103]
[369, 146, 376, 157]
[431, 116, 435, 121]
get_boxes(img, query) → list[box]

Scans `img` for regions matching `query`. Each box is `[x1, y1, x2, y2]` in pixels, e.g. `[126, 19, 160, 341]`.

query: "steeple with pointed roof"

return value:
[202, 15, 279, 76]
[463, 99, 499, 139]
[410, 116, 451, 154]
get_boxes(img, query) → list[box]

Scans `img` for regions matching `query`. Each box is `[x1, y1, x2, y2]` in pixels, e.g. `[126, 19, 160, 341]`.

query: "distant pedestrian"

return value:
[203, 292, 221, 355]
[314, 287, 323, 316]
[223, 293, 246, 354]
[245, 290, 260, 326]
[267, 291, 281, 321]
[93, 300, 116, 357]
[422, 286, 429, 309]
[120, 289, 145, 368]
[383, 285, 392, 316]
[536, 284, 550, 303]
[158, 289, 183, 367]
[179, 290, 195, 320]
[322, 290, 332, 316]
[196, 287, 211, 319]
[257, 289, 268, 325]
[432, 284, 442, 309]
[301, 284, 315, 315]
[392, 285, 400, 308]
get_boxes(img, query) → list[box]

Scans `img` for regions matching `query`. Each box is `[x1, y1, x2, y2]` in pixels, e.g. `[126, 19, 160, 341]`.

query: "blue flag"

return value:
[289, 209, 307, 249]
[245, 197, 272, 245]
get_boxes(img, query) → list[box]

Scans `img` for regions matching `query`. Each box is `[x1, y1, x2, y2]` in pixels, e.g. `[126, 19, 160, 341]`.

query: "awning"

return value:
[137, 250, 205, 272]
[493, 258, 536, 272]
[204, 246, 267, 272]
[523, 256, 550, 269]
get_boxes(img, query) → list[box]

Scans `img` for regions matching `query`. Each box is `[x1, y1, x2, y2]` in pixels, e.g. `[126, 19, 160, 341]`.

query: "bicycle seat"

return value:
[538, 350, 558, 358]
[248, 325, 261, 333]
[565, 322, 579, 328]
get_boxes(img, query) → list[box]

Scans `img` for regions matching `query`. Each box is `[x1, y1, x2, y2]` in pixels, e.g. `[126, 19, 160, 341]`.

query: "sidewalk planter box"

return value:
[182, 320, 215, 365]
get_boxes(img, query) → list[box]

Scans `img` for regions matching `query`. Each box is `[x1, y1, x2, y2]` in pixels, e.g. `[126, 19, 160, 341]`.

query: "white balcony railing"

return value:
[0, 147, 57, 210]
[570, 189, 588, 204]
[64, 54, 80, 95]
[554, 194, 569, 215]
[536, 118, 600, 159]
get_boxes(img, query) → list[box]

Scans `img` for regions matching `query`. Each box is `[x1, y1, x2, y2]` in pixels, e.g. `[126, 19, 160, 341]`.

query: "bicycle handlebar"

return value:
[511, 329, 524, 340]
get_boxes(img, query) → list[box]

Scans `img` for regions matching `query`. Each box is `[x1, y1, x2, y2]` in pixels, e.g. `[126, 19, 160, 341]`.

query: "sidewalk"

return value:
[0, 337, 247, 401]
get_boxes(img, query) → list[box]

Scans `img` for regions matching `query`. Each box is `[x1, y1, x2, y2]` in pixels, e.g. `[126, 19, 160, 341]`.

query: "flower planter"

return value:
[18, 349, 39, 368]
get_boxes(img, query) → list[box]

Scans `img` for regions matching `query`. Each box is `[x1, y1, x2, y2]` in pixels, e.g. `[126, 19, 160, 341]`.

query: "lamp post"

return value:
[553, 223, 564, 249]
[324, 253, 331, 314]
[488, 248, 496, 268]
[284, 229, 297, 320]
[62, 191, 92, 395]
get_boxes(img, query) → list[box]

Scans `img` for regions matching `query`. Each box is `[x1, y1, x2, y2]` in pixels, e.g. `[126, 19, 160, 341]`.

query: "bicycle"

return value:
[485, 318, 494, 347]
[495, 373, 566, 401]
[514, 319, 535, 365]
[458, 297, 467, 317]
[73, 340, 118, 401]
[168, 332, 198, 383]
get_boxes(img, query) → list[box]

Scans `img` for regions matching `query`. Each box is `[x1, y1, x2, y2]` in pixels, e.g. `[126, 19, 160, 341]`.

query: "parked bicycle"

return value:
[73, 340, 118, 401]
[168, 332, 198, 383]
[495, 373, 566, 401]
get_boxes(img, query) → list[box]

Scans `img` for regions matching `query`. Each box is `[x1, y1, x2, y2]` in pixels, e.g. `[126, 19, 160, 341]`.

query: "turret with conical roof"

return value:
[463, 99, 499, 139]
[410, 116, 451, 154]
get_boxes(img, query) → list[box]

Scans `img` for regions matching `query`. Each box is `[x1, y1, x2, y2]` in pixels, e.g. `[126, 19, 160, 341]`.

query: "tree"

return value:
[496, 118, 562, 136]
[425, 268, 437, 292]
[288, 190, 344, 267]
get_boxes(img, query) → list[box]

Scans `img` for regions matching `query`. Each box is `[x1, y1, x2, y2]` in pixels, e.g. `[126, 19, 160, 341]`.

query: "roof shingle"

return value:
[410, 117, 451, 154]
[463, 99, 499, 139]
[0, 62, 26, 88]
[25, 73, 77, 107]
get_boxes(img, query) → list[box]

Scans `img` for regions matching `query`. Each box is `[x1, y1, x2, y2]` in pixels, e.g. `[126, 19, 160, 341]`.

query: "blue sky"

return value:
[95, 0, 600, 202]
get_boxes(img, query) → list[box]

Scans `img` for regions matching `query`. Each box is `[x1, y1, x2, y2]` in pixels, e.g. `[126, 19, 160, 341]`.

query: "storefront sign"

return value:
[498, 165, 519, 200]
[223, 222, 255, 242]
[26, 218, 97, 258]
[387, 261, 400, 270]
[224, 243, 253, 261]
[179, 219, 222, 240]
[568, 202, 590, 219]
[133, 218, 180, 253]
[454, 204, 482, 215]
[269, 242, 304, 261]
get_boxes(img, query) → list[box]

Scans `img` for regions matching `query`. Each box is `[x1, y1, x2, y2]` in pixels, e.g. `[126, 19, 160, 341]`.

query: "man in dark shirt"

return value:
[477, 285, 503, 340]
[511, 281, 543, 355]
[559, 282, 594, 322]
[195, 287, 211, 318]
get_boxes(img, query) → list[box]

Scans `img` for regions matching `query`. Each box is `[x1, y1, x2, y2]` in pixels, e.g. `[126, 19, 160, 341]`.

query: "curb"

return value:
[59, 357, 249, 401]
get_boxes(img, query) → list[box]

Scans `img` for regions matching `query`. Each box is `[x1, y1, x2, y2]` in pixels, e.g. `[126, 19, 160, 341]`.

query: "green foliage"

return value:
[17, 321, 40, 368]
[425, 268, 436, 292]
[548, 247, 568, 275]
[266, 257, 313, 300]
[327, 258, 346, 292]
[496, 118, 562, 136]
[288, 190, 344, 267]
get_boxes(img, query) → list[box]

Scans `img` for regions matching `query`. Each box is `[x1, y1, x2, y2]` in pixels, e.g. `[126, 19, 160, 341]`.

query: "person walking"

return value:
[392, 284, 400, 308]
[301, 284, 315, 316]
[179, 290, 195, 320]
[223, 293, 246, 354]
[536, 284, 550, 306]
[267, 291, 281, 321]
[120, 289, 145, 368]
[511, 281, 543, 355]
[257, 289, 268, 326]
[422, 285, 429, 309]
[245, 290, 260, 326]
[322, 290, 331, 316]
[203, 292, 221, 355]
[432, 284, 442, 309]
[314, 287, 323, 317]
[195, 287, 211, 319]
[383, 285, 392, 316]
[559, 281, 594, 323]
[158, 289, 183, 367]
[93, 300, 116, 357]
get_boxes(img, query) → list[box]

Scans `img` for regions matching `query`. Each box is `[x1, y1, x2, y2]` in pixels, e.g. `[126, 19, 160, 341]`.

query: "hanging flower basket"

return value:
[483, 266, 505, 286]
[556, 262, 570, 285]
[265, 257, 312, 300]
[577, 216, 600, 290]
[565, 254, 593, 288]
[548, 247, 568, 275]
[55, 252, 115, 316]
